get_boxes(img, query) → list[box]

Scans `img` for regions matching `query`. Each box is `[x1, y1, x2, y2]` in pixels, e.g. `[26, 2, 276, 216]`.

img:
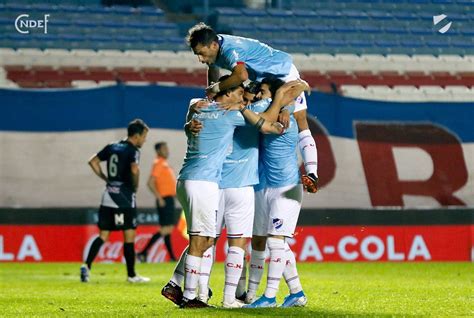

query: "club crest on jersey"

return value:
[272, 218, 283, 230]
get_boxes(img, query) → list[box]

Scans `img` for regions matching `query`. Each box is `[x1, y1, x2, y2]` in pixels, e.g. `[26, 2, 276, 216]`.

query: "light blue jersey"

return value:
[178, 103, 246, 183]
[214, 34, 293, 81]
[260, 114, 300, 188]
[219, 99, 271, 189]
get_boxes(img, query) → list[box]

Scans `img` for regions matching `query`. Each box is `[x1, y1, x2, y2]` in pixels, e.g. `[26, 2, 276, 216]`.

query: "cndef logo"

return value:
[15, 14, 50, 34]
[433, 14, 452, 34]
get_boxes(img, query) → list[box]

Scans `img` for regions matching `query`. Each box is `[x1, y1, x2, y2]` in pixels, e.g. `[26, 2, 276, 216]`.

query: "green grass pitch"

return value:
[0, 262, 472, 317]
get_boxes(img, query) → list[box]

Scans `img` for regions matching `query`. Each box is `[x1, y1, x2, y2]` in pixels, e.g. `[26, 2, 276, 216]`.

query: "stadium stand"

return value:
[0, 0, 472, 101]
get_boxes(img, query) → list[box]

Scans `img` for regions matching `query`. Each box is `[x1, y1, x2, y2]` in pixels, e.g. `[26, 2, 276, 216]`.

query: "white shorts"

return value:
[253, 184, 303, 238]
[282, 64, 308, 113]
[216, 187, 255, 238]
[176, 180, 219, 238]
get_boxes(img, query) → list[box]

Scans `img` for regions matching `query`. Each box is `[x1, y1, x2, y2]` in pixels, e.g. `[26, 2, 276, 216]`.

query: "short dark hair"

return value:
[215, 75, 244, 98]
[261, 76, 285, 98]
[186, 22, 218, 49]
[127, 119, 149, 137]
[245, 81, 260, 95]
[155, 142, 166, 151]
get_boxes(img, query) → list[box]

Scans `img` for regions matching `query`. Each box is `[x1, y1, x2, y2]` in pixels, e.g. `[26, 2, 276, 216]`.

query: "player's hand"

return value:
[271, 122, 285, 134]
[217, 101, 244, 112]
[157, 197, 166, 207]
[205, 82, 220, 99]
[278, 110, 290, 129]
[302, 173, 319, 193]
[185, 119, 203, 137]
[190, 99, 210, 113]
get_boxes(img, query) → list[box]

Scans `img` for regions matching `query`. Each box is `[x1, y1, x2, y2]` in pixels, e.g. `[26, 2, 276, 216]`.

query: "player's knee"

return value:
[251, 236, 267, 251]
[294, 110, 309, 131]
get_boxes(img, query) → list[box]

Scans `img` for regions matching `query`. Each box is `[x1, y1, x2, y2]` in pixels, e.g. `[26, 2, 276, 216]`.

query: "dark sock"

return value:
[164, 234, 176, 260]
[123, 242, 136, 277]
[86, 237, 104, 270]
[141, 232, 161, 254]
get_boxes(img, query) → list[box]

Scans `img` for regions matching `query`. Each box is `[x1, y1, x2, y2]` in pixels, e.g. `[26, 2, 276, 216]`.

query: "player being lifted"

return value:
[186, 22, 319, 193]
[81, 119, 150, 283]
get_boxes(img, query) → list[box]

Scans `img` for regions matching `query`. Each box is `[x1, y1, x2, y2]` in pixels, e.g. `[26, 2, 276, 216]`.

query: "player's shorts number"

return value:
[109, 154, 118, 177]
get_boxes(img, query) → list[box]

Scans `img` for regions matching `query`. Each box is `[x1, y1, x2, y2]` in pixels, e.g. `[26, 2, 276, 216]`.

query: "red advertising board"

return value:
[0, 224, 472, 262]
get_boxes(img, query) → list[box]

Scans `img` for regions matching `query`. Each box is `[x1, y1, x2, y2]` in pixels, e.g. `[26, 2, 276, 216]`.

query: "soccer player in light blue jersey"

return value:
[161, 76, 287, 309]
[186, 23, 319, 193]
[241, 78, 308, 308]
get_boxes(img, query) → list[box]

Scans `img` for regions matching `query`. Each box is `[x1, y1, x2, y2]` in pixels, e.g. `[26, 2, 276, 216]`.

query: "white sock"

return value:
[298, 129, 318, 177]
[198, 246, 214, 299]
[264, 237, 286, 298]
[183, 254, 202, 300]
[283, 242, 302, 294]
[170, 246, 188, 287]
[236, 254, 247, 298]
[247, 249, 266, 298]
[224, 246, 245, 303]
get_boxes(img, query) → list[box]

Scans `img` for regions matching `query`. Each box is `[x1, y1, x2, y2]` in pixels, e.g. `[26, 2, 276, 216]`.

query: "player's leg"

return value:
[122, 207, 150, 283]
[198, 188, 224, 303]
[123, 228, 150, 283]
[281, 241, 307, 307]
[246, 188, 268, 303]
[179, 180, 218, 308]
[283, 65, 319, 192]
[295, 108, 319, 193]
[81, 206, 112, 282]
[246, 184, 303, 308]
[236, 251, 248, 301]
[222, 187, 254, 308]
[197, 243, 215, 303]
[162, 245, 188, 305]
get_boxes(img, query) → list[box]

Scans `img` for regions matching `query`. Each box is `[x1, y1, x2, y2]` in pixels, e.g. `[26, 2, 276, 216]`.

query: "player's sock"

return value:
[223, 246, 245, 304]
[171, 246, 188, 287]
[264, 237, 286, 298]
[236, 254, 247, 298]
[247, 249, 266, 298]
[164, 234, 176, 260]
[123, 242, 136, 278]
[283, 242, 303, 294]
[85, 237, 104, 270]
[141, 232, 161, 254]
[298, 129, 318, 176]
[183, 254, 202, 300]
[198, 246, 214, 300]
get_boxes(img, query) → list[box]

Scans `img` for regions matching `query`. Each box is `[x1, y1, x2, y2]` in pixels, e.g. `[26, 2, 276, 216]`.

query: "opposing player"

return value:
[81, 119, 150, 283]
[161, 77, 283, 308]
[186, 22, 319, 193]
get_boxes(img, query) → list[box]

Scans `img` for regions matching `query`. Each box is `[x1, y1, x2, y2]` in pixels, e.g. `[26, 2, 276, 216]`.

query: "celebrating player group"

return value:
[160, 23, 320, 309]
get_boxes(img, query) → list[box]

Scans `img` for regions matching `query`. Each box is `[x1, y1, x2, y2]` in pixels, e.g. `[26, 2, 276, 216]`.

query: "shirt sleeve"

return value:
[96, 145, 110, 161]
[231, 110, 246, 127]
[130, 149, 140, 165]
[225, 47, 247, 69]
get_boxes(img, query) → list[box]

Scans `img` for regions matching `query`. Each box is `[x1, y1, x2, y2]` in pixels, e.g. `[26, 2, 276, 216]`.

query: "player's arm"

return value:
[147, 175, 165, 207]
[88, 155, 108, 183]
[130, 162, 139, 192]
[186, 99, 209, 122]
[208, 64, 220, 86]
[206, 64, 248, 98]
[260, 80, 310, 122]
[238, 105, 283, 135]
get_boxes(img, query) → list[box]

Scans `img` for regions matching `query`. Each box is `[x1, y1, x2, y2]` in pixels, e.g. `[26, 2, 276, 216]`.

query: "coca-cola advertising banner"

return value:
[1, 224, 472, 262]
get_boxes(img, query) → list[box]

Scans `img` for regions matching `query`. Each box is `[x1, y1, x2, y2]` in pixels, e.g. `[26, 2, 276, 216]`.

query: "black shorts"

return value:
[157, 196, 179, 226]
[98, 206, 137, 231]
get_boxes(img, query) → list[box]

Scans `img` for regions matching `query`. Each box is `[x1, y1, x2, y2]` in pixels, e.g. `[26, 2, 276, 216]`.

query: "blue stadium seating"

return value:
[0, 0, 473, 54]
